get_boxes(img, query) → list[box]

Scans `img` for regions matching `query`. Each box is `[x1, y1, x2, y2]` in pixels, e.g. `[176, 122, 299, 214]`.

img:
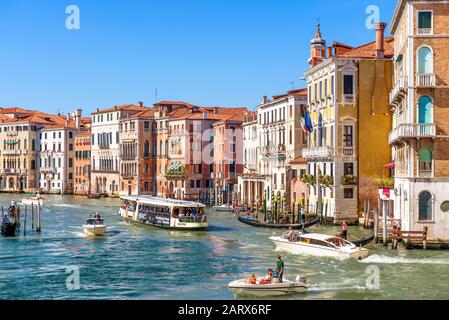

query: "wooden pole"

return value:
[24, 205, 27, 236]
[382, 201, 388, 246]
[31, 203, 35, 230]
[36, 204, 41, 233]
[423, 226, 428, 250]
[374, 208, 379, 243]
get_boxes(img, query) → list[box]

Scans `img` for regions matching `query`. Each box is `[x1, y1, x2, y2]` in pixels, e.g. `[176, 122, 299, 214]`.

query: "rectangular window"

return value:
[343, 126, 354, 147]
[291, 169, 297, 179]
[196, 180, 201, 188]
[69, 158, 73, 168]
[344, 163, 354, 176]
[418, 11, 432, 29]
[344, 188, 354, 199]
[343, 75, 354, 95]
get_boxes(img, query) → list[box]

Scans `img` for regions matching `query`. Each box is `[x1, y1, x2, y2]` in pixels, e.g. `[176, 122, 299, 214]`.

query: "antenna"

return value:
[289, 82, 295, 90]
[155, 88, 158, 103]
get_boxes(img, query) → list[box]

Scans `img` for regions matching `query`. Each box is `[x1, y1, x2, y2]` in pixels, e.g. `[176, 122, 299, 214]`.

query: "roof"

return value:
[334, 37, 394, 59]
[92, 104, 147, 115]
[169, 106, 248, 122]
[290, 157, 307, 165]
[154, 101, 196, 108]
[125, 108, 157, 120]
[120, 196, 206, 208]
[272, 88, 308, 100]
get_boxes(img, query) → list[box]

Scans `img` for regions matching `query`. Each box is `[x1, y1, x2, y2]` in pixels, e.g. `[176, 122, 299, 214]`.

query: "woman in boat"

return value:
[259, 269, 273, 285]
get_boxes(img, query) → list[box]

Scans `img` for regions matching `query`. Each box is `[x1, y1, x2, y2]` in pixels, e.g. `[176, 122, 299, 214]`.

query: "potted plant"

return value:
[342, 175, 357, 185]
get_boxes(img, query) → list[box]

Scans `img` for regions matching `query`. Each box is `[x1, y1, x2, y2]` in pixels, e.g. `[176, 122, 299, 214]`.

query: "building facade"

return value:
[74, 131, 91, 195]
[389, 0, 449, 242]
[302, 23, 393, 223]
[90, 104, 146, 196]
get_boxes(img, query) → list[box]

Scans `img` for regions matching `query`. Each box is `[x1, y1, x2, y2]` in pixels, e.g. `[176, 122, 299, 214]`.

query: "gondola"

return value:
[87, 194, 101, 199]
[1, 222, 19, 237]
[351, 234, 374, 247]
[237, 215, 320, 230]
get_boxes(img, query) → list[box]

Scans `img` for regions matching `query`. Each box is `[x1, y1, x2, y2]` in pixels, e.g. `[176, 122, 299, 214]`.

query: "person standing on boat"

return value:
[3, 214, 10, 224]
[342, 221, 349, 240]
[276, 255, 284, 284]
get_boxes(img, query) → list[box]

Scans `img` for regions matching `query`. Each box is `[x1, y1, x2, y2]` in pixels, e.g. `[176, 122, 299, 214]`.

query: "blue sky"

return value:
[0, 0, 397, 115]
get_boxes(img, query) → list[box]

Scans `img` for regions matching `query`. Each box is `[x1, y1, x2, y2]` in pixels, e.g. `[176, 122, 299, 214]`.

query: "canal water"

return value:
[1, 194, 449, 300]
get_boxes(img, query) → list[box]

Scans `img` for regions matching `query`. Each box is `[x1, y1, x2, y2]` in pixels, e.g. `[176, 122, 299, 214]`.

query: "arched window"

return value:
[418, 46, 433, 74]
[418, 191, 433, 221]
[144, 140, 150, 158]
[418, 96, 433, 124]
[418, 148, 433, 177]
[318, 113, 323, 147]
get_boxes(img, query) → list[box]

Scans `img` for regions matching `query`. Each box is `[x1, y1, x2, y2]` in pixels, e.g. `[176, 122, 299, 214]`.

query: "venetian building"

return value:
[389, 0, 449, 243]
[303, 22, 393, 224]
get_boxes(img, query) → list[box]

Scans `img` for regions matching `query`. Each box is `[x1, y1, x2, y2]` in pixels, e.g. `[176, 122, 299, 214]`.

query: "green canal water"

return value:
[1, 194, 449, 300]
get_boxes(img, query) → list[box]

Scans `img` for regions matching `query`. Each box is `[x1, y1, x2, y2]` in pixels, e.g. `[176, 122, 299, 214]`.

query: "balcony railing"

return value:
[342, 147, 355, 157]
[302, 146, 335, 160]
[2, 150, 22, 156]
[41, 167, 57, 174]
[390, 76, 407, 103]
[417, 28, 432, 36]
[418, 169, 433, 178]
[343, 94, 355, 104]
[6, 131, 18, 137]
[416, 73, 435, 87]
[389, 123, 436, 144]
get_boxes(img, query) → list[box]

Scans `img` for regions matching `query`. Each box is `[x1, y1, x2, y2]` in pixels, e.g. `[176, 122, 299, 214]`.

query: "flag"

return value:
[300, 117, 309, 134]
[305, 111, 314, 133]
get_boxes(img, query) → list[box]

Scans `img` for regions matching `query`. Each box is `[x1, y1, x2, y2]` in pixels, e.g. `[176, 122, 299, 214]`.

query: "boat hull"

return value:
[1, 223, 19, 237]
[270, 237, 369, 260]
[238, 215, 320, 230]
[228, 279, 307, 297]
[82, 225, 107, 236]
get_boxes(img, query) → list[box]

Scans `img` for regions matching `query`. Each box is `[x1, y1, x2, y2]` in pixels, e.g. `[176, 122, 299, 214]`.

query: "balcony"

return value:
[41, 167, 57, 174]
[417, 28, 432, 36]
[99, 143, 110, 150]
[302, 146, 335, 160]
[389, 123, 436, 144]
[390, 76, 407, 104]
[6, 131, 18, 137]
[416, 73, 435, 87]
[343, 94, 355, 104]
[341, 147, 355, 157]
[2, 150, 22, 156]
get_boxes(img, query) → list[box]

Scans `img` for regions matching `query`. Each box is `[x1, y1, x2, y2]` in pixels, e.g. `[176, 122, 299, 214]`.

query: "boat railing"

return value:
[177, 216, 207, 223]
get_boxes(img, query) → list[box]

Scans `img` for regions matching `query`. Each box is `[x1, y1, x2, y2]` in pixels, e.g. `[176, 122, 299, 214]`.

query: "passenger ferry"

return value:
[119, 196, 208, 230]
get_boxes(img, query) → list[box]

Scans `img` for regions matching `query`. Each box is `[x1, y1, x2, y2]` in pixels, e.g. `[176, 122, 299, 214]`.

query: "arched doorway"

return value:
[418, 96, 433, 125]
[418, 46, 433, 74]
[418, 191, 432, 221]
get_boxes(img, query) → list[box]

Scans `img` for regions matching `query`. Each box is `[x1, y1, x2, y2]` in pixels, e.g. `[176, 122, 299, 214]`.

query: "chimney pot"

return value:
[375, 22, 387, 59]
[138, 101, 143, 107]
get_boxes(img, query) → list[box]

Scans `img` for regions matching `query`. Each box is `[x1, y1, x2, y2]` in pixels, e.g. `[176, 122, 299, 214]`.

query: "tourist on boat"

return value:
[286, 227, 294, 241]
[248, 274, 257, 285]
[275, 255, 284, 284]
[95, 212, 101, 220]
[201, 212, 207, 223]
[3, 214, 10, 224]
[342, 221, 349, 240]
[259, 269, 274, 285]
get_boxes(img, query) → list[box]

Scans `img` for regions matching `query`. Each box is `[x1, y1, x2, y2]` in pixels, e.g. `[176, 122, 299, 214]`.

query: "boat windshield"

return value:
[85, 219, 104, 225]
[326, 237, 348, 247]
[173, 206, 207, 223]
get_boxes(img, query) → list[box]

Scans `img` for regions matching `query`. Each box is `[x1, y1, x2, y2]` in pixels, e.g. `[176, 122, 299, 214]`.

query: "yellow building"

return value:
[302, 23, 393, 223]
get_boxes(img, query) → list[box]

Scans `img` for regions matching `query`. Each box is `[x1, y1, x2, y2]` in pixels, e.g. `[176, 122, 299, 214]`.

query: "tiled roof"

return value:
[92, 104, 148, 115]
[126, 108, 157, 120]
[272, 88, 308, 100]
[334, 37, 394, 59]
[154, 101, 196, 108]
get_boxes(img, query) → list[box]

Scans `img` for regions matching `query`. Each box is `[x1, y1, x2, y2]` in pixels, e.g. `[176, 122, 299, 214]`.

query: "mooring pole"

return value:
[374, 208, 379, 243]
[31, 203, 35, 230]
[36, 204, 41, 233]
[382, 201, 388, 246]
[24, 205, 27, 236]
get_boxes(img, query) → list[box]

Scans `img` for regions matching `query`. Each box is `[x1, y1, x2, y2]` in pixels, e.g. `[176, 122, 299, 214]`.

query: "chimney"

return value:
[138, 101, 143, 107]
[262, 96, 268, 104]
[75, 109, 82, 129]
[203, 112, 208, 120]
[375, 22, 387, 59]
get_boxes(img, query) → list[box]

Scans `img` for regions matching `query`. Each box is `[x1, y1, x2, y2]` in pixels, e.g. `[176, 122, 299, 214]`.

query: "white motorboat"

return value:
[212, 205, 245, 212]
[270, 231, 369, 260]
[21, 196, 44, 207]
[82, 218, 107, 236]
[228, 276, 308, 297]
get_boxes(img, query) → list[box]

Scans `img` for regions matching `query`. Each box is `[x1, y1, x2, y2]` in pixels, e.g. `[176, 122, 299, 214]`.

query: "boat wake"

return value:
[51, 204, 80, 209]
[360, 254, 449, 265]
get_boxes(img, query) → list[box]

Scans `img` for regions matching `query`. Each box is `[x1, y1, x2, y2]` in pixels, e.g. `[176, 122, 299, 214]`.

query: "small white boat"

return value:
[82, 218, 107, 236]
[21, 197, 44, 207]
[213, 205, 245, 212]
[270, 231, 369, 260]
[229, 276, 308, 297]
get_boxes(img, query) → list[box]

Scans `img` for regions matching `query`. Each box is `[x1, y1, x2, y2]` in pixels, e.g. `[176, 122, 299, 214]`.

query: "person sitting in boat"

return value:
[286, 227, 294, 241]
[247, 274, 257, 285]
[259, 269, 274, 285]
[201, 212, 207, 223]
[95, 212, 101, 220]
[3, 214, 10, 224]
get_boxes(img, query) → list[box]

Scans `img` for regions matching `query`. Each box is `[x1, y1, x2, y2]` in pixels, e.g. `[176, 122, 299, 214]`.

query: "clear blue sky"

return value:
[0, 0, 397, 115]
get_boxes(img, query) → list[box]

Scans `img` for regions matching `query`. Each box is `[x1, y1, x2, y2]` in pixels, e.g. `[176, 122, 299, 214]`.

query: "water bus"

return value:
[119, 196, 208, 230]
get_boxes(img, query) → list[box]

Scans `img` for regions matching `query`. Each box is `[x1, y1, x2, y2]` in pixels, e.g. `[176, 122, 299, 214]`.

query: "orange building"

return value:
[74, 131, 91, 195]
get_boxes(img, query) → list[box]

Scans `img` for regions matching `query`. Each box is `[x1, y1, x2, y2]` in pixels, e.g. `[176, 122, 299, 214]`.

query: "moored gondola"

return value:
[351, 234, 374, 247]
[1, 222, 19, 237]
[237, 215, 320, 230]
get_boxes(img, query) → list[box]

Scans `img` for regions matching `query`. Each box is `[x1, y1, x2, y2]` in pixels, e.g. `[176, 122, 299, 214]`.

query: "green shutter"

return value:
[419, 12, 432, 29]
[419, 148, 433, 163]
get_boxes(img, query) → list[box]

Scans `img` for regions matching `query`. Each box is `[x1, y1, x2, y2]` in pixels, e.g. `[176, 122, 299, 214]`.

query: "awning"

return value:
[395, 54, 403, 63]
[5, 141, 17, 145]
[384, 162, 395, 169]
